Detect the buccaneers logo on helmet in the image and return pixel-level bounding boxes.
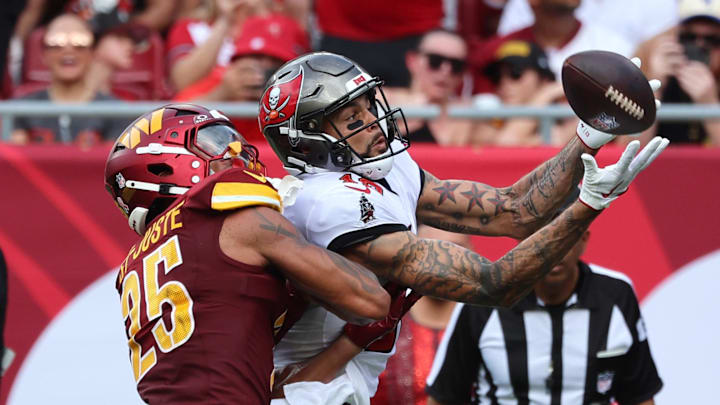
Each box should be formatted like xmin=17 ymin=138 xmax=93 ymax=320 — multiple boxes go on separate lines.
xmin=259 ymin=70 xmax=302 ymax=125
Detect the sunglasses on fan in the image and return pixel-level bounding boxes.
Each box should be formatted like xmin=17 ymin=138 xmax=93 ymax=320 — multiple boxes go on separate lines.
xmin=421 ymin=52 xmax=466 ymax=74
xmin=678 ymin=32 xmax=720 ymax=47
xmin=488 ymin=64 xmax=528 ymax=84
xmin=43 ymin=32 xmax=94 ymax=49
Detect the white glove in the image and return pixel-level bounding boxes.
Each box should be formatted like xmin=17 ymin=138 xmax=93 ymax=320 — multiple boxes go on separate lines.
xmin=579 ymin=136 xmax=669 ymax=210
xmin=575 ymin=58 xmax=663 ymax=149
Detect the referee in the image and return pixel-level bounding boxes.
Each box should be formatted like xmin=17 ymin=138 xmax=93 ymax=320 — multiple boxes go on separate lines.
xmin=425 ymin=191 xmax=662 ymax=405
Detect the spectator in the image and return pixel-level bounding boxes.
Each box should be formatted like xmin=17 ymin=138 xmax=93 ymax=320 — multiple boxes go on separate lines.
xmin=384 ymin=29 xmax=476 ymax=145
xmin=633 ymin=0 xmax=720 ymax=146
xmin=314 ymin=0 xmax=444 ymax=87
xmin=426 ymin=189 xmax=663 ymax=405
xmin=372 ymin=226 xmax=465 ymax=405
xmin=10 ymin=0 xmax=174 ymax=85
xmin=457 ymin=0 xmax=507 ymax=46
xmin=472 ymin=0 xmax=633 ymax=95
xmin=14 ymin=0 xmax=175 ymax=40
xmin=0 ymin=0 xmax=25 ymax=95
xmin=497 ymin=0 xmax=677 ymax=54
xmin=10 ymin=14 xmax=128 ymax=146
xmin=64 ymin=0 xmax=176 ymax=33
xmin=85 ymin=20 xmax=143 ymax=96
xmin=473 ymin=39 xmax=578 ymax=146
xmin=166 ymin=0 xmax=273 ymax=92
xmin=13 ymin=7 xmax=162 ymax=100
xmin=174 ymin=13 xmax=307 ymax=143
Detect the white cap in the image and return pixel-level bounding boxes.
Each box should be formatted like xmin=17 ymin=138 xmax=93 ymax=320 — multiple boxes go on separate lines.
xmin=678 ymin=0 xmax=720 ymax=23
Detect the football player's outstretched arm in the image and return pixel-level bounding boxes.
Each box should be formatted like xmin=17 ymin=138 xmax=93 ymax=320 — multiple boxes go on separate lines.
xmin=417 ymin=69 xmax=664 ymax=240
xmin=220 ymin=206 xmax=390 ymax=324
xmin=350 ymin=139 xmax=668 ymax=306
xmin=416 ymin=136 xmax=590 ymax=240
xmin=346 ymin=200 xmax=598 ymax=307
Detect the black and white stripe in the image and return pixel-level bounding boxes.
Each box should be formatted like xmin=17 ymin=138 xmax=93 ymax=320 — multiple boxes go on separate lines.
xmin=426 ymin=262 xmax=662 ymax=405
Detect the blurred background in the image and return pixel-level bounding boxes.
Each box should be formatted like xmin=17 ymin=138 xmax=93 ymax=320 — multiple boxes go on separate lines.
xmin=0 ymin=0 xmax=718 ymax=404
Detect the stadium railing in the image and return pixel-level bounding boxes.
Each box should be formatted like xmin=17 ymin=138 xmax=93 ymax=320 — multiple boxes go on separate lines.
xmin=0 ymin=101 xmax=719 ymax=143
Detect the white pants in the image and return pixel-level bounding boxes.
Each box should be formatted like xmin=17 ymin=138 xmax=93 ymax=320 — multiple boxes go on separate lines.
xmin=270 ymin=361 xmax=371 ymax=405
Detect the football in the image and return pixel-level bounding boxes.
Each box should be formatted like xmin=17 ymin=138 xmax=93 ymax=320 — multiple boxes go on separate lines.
xmin=561 ymin=50 xmax=656 ymax=135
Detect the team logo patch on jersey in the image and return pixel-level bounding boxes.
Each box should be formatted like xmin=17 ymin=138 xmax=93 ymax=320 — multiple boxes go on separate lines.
xmin=359 ymin=195 xmax=376 ymax=223
xmin=596 ymin=371 xmax=615 ymax=394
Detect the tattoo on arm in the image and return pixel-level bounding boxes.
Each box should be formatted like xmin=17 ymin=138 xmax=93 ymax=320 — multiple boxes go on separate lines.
xmin=419 ymin=171 xmax=515 ymax=235
xmin=367 ymin=204 xmax=598 ymax=307
xmin=253 ymin=210 xmax=384 ymax=296
xmin=432 ymin=182 xmax=460 ymax=205
xmin=513 ymin=138 xmax=586 ymax=229
xmin=460 ymin=184 xmax=487 ymax=212
xmin=418 ymin=138 xmax=587 ymax=238
xmin=255 ymin=211 xmax=310 ymax=245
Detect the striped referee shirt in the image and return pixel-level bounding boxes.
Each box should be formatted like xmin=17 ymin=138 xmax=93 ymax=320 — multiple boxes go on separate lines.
xmin=426 ymin=262 xmax=662 ymax=405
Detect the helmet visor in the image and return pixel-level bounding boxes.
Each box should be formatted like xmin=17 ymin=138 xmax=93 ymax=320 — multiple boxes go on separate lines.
xmin=195 ymin=124 xmax=247 ymax=157
xmin=194 ymin=124 xmax=263 ymax=172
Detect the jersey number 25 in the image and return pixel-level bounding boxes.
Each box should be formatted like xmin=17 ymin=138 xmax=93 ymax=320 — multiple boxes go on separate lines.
xmin=120 ymin=235 xmax=195 ymax=382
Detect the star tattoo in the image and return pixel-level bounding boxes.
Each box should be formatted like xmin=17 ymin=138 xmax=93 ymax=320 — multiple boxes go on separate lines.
xmin=433 ymin=182 xmax=460 ymax=205
xmin=487 ymin=191 xmax=508 ymax=216
xmin=461 ymin=184 xmax=487 ymax=212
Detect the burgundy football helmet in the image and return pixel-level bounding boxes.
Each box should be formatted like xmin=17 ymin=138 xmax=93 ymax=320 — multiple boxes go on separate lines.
xmin=105 ymin=104 xmax=264 ymax=235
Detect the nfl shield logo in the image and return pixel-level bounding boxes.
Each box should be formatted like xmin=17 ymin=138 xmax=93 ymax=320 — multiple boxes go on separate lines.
xmin=597 ymin=371 xmax=615 ymax=394
xmin=589 ymin=112 xmax=620 ymax=131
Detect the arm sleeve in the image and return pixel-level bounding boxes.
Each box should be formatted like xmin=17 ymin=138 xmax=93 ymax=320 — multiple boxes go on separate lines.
xmin=614 ymin=288 xmax=663 ymax=404
xmin=425 ymin=303 xmax=482 ymax=404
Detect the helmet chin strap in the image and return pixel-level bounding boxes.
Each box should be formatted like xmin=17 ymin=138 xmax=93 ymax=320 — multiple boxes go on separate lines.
xmin=350 ymin=151 xmax=394 ymax=180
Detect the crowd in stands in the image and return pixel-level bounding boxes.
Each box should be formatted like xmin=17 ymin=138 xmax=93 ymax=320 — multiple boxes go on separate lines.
xmin=0 ymin=0 xmax=718 ymax=147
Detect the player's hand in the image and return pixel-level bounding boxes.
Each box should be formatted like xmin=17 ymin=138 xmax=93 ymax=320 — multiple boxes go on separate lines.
xmin=575 ymin=58 xmax=662 ymax=149
xmin=343 ymin=283 xmax=421 ymax=349
xmin=579 ymin=136 xmax=669 ymax=210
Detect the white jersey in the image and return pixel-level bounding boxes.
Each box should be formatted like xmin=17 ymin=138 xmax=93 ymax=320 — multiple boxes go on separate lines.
xmin=273 ymin=142 xmax=423 ymax=402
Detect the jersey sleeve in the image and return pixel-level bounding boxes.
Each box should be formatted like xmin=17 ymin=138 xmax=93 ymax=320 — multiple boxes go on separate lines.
xmin=425 ymin=303 xmax=483 ymax=404
xmin=287 ymin=174 xmax=410 ymax=251
xmin=613 ymin=286 xmax=663 ymax=404
xmin=185 ymin=168 xmax=282 ymax=213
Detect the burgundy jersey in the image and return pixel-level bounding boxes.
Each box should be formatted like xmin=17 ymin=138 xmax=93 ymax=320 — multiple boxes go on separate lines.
xmin=115 ymin=168 xmax=288 ymax=404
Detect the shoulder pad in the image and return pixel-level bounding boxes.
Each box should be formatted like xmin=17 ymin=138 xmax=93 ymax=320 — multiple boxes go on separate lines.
xmin=186 ymin=168 xmax=282 ymax=212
